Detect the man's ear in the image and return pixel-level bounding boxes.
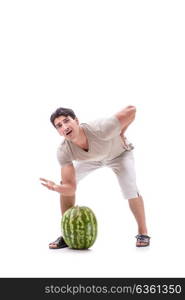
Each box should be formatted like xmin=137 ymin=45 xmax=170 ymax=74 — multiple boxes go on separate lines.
xmin=75 ymin=117 xmax=79 ymax=125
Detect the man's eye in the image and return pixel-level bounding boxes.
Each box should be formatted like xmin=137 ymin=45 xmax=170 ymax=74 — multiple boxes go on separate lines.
xmin=64 ymin=119 xmax=69 ymax=123
xmin=56 ymin=124 xmax=62 ymax=129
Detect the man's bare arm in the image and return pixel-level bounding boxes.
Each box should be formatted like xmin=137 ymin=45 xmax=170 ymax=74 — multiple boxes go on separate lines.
xmin=60 ymin=163 xmax=76 ymax=195
xmin=40 ymin=164 xmax=76 ymax=196
xmin=115 ymin=105 xmax=136 ymax=132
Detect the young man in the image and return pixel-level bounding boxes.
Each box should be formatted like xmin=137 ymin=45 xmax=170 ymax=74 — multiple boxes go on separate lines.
xmin=40 ymin=106 xmax=150 ymax=249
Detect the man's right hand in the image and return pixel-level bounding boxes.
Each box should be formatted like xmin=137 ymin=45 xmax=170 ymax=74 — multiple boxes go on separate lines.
xmin=40 ymin=178 xmax=61 ymax=193
xmin=40 ymin=163 xmax=76 ymax=196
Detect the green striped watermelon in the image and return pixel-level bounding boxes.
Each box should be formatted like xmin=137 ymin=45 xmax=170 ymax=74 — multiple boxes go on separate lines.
xmin=61 ymin=206 xmax=98 ymax=249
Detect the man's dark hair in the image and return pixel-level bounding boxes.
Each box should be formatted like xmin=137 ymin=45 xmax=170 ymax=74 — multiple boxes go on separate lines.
xmin=50 ymin=107 xmax=76 ymax=127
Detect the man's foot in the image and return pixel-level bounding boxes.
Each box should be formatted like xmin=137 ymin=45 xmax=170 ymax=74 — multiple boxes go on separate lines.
xmin=135 ymin=234 xmax=150 ymax=247
xmin=49 ymin=236 xmax=68 ymax=249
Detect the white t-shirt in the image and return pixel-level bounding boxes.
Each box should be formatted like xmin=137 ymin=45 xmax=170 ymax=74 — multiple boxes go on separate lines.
xmin=57 ymin=115 xmax=134 ymax=167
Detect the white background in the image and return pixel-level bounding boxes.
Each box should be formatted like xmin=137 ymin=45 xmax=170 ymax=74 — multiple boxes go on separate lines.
xmin=0 ymin=0 xmax=185 ymax=277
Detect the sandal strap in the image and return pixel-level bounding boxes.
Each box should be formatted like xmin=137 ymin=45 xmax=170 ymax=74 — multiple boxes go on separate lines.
xmin=53 ymin=236 xmax=65 ymax=246
xmin=135 ymin=234 xmax=151 ymax=242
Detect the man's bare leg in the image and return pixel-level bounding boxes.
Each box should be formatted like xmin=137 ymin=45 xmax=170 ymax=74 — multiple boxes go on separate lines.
xmin=60 ymin=194 xmax=75 ymax=215
xmin=128 ymin=195 xmax=150 ymax=246
xmin=49 ymin=194 xmax=75 ymax=248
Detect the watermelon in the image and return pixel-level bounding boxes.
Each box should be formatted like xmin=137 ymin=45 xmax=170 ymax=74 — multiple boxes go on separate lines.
xmin=61 ymin=206 xmax=98 ymax=249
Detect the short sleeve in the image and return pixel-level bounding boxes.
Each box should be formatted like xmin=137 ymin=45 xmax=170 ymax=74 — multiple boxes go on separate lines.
xmin=89 ymin=115 xmax=121 ymax=140
xmin=57 ymin=144 xmax=73 ymax=168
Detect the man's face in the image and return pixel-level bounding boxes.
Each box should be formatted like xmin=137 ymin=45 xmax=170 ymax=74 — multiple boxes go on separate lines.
xmin=54 ymin=115 xmax=80 ymax=141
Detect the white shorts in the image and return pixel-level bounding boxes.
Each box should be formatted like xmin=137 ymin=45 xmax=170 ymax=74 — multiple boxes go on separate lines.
xmin=74 ymin=150 xmax=140 ymax=200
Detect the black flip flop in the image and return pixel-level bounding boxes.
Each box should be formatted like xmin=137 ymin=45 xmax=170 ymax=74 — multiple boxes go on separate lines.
xmin=135 ymin=234 xmax=151 ymax=247
xmin=49 ymin=236 xmax=68 ymax=249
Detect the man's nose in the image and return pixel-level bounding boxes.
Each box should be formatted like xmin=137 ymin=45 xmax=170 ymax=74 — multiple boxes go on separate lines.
xmin=63 ymin=123 xmax=69 ymax=130
xmin=63 ymin=125 xmax=70 ymax=133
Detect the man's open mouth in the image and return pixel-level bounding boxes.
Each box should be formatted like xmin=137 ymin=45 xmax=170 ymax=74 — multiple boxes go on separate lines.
xmin=66 ymin=130 xmax=72 ymax=136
